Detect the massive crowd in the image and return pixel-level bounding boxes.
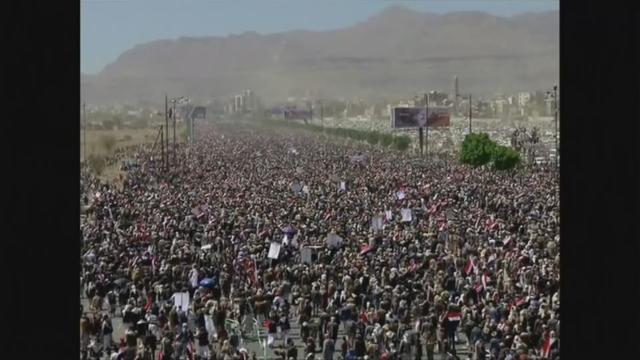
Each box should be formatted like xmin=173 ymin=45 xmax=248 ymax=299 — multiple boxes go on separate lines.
xmin=80 ymin=123 xmax=559 ymax=360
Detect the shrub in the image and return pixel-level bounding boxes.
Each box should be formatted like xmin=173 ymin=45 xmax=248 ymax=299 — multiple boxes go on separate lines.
xmin=492 ymin=145 xmax=521 ymax=170
xmin=87 ymin=154 xmax=106 ymax=175
xmin=380 ymin=133 xmax=394 ymax=147
xmin=393 ymin=135 xmax=411 ymax=151
xmin=460 ymin=133 xmax=496 ymax=167
xmin=100 ymin=134 xmax=117 ymax=153
xmin=366 ymin=131 xmax=380 ymax=145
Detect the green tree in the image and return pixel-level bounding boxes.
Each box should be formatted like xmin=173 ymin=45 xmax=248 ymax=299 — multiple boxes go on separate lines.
xmin=492 ymin=145 xmax=521 ymax=170
xmin=393 ymin=135 xmax=411 ymax=151
xmin=460 ymin=133 xmax=496 ymax=167
xmin=366 ymin=131 xmax=380 ymax=145
xmin=380 ymin=133 xmax=394 ymax=147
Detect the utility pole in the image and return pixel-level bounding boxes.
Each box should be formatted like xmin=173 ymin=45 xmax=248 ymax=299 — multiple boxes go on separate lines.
xmin=468 ymin=94 xmax=473 ymax=134
xmin=82 ymin=102 xmax=86 ymax=164
xmin=553 ymin=84 xmax=559 ymax=168
xmin=160 ymin=125 xmax=165 ymax=172
xmin=164 ymin=93 xmax=169 ymax=171
xmin=172 ymin=99 xmax=177 ymax=164
xmin=424 ymin=92 xmax=430 ymax=160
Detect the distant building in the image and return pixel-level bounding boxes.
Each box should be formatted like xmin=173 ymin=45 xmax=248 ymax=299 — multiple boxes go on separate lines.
xmin=493 ymin=99 xmax=508 ymax=116
xmin=453 ymin=76 xmax=459 ymax=112
xmin=518 ymin=92 xmax=531 ymax=107
xmin=545 ymin=97 xmax=555 ymax=116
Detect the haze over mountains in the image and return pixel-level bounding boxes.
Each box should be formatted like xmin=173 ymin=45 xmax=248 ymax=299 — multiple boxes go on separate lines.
xmin=81 ymin=6 xmax=558 ymax=105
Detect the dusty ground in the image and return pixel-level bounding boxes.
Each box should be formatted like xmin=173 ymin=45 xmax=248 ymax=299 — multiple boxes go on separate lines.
xmin=80 ymin=128 xmax=160 ymax=184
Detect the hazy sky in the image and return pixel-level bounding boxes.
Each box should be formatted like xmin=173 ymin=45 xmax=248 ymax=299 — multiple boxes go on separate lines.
xmin=81 ymin=0 xmax=559 ymax=74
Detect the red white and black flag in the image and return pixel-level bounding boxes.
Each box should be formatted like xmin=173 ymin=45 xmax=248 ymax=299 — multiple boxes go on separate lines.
xmin=464 ymin=257 xmax=477 ymax=275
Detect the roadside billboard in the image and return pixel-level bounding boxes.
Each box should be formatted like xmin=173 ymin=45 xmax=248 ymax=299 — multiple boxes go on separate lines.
xmin=391 ymin=107 xmax=450 ymax=129
xmin=284 ymin=109 xmax=312 ymax=120
xmin=191 ymin=106 xmax=207 ymax=119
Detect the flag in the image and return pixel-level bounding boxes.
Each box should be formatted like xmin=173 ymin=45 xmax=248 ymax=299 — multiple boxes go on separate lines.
xmin=503 ymin=236 xmax=512 ymax=247
xmin=464 ymin=257 xmax=476 ymax=275
xmin=446 ymin=310 xmax=461 ymax=322
xmin=359 ymin=311 xmax=369 ymax=324
xmin=541 ymin=334 xmax=556 ymax=358
xmin=186 ymin=341 xmax=195 ymax=359
xmin=359 ymin=244 xmax=372 ymax=256
xmin=145 ymin=294 xmax=153 ymax=312
xmin=409 ymin=259 xmax=418 ymax=272
xmin=482 ymin=273 xmax=490 ymax=289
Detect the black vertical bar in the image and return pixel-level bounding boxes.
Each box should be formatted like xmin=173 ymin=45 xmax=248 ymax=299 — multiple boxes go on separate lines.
xmin=160 ymin=125 xmax=164 ymax=171
xmin=173 ymin=100 xmax=176 ymax=164
xmin=418 ymin=127 xmax=424 ymax=156
xmin=425 ymin=93 xmax=429 ymax=159
xmin=469 ymin=94 xmax=473 ymax=134
xmin=164 ymin=94 xmax=169 ymax=171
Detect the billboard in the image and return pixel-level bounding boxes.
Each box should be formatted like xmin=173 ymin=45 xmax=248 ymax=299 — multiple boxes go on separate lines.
xmin=191 ymin=106 xmax=207 ymax=119
xmin=391 ymin=107 xmax=450 ymax=129
xmin=284 ymin=109 xmax=312 ymax=120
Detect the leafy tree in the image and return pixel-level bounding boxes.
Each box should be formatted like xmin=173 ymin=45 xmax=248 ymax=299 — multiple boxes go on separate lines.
xmin=460 ymin=133 xmax=496 ymax=167
xmin=492 ymin=145 xmax=521 ymax=170
xmin=393 ymin=135 xmax=411 ymax=151
xmin=380 ymin=133 xmax=394 ymax=147
xmin=366 ymin=131 xmax=380 ymax=145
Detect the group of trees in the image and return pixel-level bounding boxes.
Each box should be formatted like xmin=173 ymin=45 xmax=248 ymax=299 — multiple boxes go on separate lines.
xmin=86 ymin=112 xmax=160 ymax=130
xmin=262 ymin=119 xmax=412 ymax=151
xmin=460 ymin=133 xmax=521 ymax=170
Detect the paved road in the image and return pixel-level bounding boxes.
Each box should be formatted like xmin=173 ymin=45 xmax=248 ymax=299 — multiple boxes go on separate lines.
xmin=81 ymin=296 xmax=471 ymax=360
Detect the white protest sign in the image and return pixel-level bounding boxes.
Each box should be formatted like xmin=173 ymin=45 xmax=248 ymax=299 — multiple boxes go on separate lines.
xmin=172 ymin=292 xmax=189 ymax=311
xmin=371 ymin=216 xmax=384 ymax=231
xmin=340 ymin=182 xmax=347 ymax=191
xmin=300 ymin=247 xmax=313 ymax=264
xmin=396 ymin=191 xmax=406 ymax=200
xmin=401 ymin=208 xmax=413 ymax=222
xmin=326 ymin=233 xmax=343 ymax=248
xmin=181 ymin=292 xmax=190 ymax=312
xmin=268 ymin=242 xmax=281 ymax=259
xmin=205 ymin=314 xmax=217 ymax=337
xmin=302 ymin=185 xmax=310 ymax=194
xmin=385 ymin=210 xmax=393 ymax=221
xmin=173 ymin=292 xmax=182 ymax=309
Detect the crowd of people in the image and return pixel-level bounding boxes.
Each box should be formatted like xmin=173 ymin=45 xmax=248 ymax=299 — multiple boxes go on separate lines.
xmin=80 ymin=123 xmax=559 ymax=360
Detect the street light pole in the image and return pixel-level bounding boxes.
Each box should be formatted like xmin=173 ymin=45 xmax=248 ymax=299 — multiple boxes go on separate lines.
xmin=82 ymin=102 xmax=86 ymax=164
xmin=553 ymin=85 xmax=558 ymax=168
xmin=172 ymin=99 xmax=177 ymax=164
xmin=164 ymin=93 xmax=169 ymax=172
xmin=468 ymin=94 xmax=473 ymax=134
xmin=425 ymin=92 xmax=430 ymax=159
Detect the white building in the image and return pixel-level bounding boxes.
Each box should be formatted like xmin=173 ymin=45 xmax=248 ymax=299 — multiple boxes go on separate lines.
xmin=518 ymin=92 xmax=531 ymax=107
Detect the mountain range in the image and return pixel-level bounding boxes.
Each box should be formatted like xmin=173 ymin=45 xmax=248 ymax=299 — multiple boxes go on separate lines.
xmin=81 ymin=6 xmax=558 ymax=105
